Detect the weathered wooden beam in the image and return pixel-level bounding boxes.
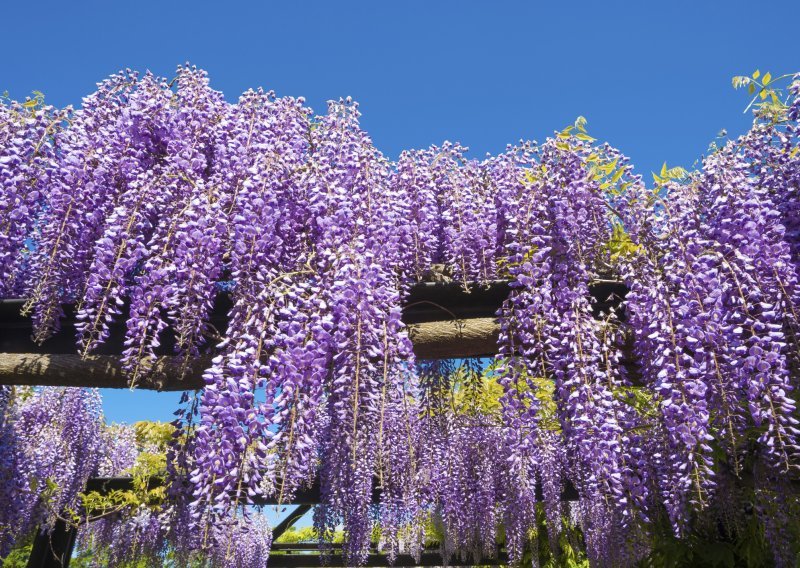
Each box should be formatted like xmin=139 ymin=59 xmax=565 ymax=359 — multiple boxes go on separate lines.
xmin=0 ymin=318 xmax=501 ymax=390
xmin=84 ymin=476 xmax=578 ymax=507
xmin=0 ymin=280 xmax=628 ymax=390
xmin=408 ymin=316 xmax=499 ymax=359
xmin=0 ymin=353 xmax=211 ymax=391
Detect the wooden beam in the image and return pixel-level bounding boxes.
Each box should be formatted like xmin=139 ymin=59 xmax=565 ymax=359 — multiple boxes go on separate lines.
xmin=0 ymin=353 xmax=210 ymax=391
xmin=84 ymin=476 xmax=578 ymax=507
xmin=0 ymin=280 xmax=628 ymax=390
xmin=0 ymin=318 xmax=500 ymax=390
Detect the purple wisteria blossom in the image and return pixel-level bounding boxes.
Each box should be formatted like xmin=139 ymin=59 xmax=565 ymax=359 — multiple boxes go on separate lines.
xmin=2 ymin=66 xmax=800 ymax=566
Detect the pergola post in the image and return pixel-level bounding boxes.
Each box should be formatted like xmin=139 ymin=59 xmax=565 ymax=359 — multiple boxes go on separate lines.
xmin=26 ymin=519 xmax=77 ymax=568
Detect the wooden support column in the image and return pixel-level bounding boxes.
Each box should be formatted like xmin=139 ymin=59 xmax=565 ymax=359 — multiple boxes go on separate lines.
xmin=26 ymin=519 xmax=77 ymax=568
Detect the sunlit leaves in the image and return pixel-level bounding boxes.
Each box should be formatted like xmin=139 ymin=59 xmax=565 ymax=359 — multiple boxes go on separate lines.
xmin=733 ymin=68 xmax=793 ymax=120
xmin=652 ymin=161 xmax=688 ymax=185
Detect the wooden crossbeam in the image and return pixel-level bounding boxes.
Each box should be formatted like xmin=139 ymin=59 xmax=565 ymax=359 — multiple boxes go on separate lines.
xmin=0 ymin=318 xmax=501 ymax=390
xmin=81 ymin=476 xmax=580 ymax=506
xmin=0 ymin=280 xmax=628 ymax=390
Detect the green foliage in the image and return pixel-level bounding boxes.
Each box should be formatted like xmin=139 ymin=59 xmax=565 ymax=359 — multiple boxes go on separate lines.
xmin=453 ymin=361 xmax=504 ymax=419
xmin=129 ymin=420 xmax=174 ymax=478
xmin=1 ymin=536 xmax=111 ymax=568
xmin=0 ymin=89 xmax=45 ymax=110
xmin=554 ymin=116 xmax=637 ymax=197
xmin=651 ymin=161 xmax=688 ymax=186
xmin=73 ymin=421 xmax=174 ymax=524
xmin=486 ymin=359 xmax=561 ymax=431
xmin=606 ymin=223 xmax=643 ymax=262
xmin=275 ymin=526 xmax=344 ymax=544
xmin=519 ymin=506 xmax=590 ymax=568
xmin=556 ymin=116 xmax=595 ymax=147
xmin=496 ymin=244 xmax=540 ymax=280
xmin=586 ymin=153 xmax=631 ymax=196
xmin=20 ymin=91 xmax=45 ymax=109
xmin=0 ymin=538 xmax=32 ymax=568
xmin=732 ymin=68 xmax=794 ymax=121
xmin=133 ymin=420 xmax=175 ymax=450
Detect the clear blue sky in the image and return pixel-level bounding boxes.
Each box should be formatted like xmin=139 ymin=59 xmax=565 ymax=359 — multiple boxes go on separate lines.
xmin=2 ymin=0 xmax=798 ymax=424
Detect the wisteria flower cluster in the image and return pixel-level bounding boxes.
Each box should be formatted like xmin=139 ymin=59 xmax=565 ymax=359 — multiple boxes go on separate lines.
xmin=1 ymin=68 xmax=800 ymax=566
xmin=0 ymin=386 xmax=104 ymax=556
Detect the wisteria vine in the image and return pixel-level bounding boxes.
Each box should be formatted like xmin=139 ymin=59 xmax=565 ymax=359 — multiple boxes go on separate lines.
xmin=1 ymin=67 xmax=800 ymax=566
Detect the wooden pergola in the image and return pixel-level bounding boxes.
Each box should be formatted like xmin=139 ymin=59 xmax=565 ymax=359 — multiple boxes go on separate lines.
xmin=1 ymin=280 xmax=627 ymax=567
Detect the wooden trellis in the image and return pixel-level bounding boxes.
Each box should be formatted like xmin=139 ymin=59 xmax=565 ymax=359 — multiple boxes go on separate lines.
xmin=3 ymin=281 xmax=627 ymax=567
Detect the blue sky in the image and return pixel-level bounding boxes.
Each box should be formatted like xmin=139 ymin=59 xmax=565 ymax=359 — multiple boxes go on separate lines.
xmin=2 ymin=0 xmax=799 ymax=424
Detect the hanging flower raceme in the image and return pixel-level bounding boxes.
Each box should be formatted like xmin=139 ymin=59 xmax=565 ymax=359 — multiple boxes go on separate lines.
xmin=189 ymin=89 xmax=314 ymax=530
xmin=411 ymin=361 xmax=504 ymax=565
xmin=208 ymin=512 xmax=273 ymax=568
xmin=0 ymin=98 xmax=67 ymax=298
xmin=0 ymin=386 xmax=16 ymax=556
xmin=494 ymin=138 xmax=636 ymax=555
xmin=491 ymin=143 xmax=562 ymax=562
xmin=699 ymin=147 xmax=799 ymax=471
xmin=118 ymin=66 xmax=231 ymax=384
xmin=305 ymin=99 xmax=421 ymax=565
xmin=375 ymin=360 xmax=424 ymax=564
xmin=0 ymin=387 xmax=104 ymax=556
xmin=616 ymin=179 xmax=719 ymax=532
xmin=22 ymin=70 xmax=144 ymax=342
xmin=391 ymin=148 xmax=442 ymax=280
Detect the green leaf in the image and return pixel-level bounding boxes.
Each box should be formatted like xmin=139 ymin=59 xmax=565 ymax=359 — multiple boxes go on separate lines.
xmin=748 ymin=82 xmax=756 ymax=95
xmin=574 ymin=132 xmax=595 ymax=142
xmin=524 ymin=170 xmax=539 ymax=184
xmin=665 ymin=165 xmax=688 ymax=179
xmin=603 ymin=158 xmax=619 ymax=173
xmin=752 ymin=69 xmax=760 ymax=79
xmin=762 ymin=71 xmax=771 ymax=85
